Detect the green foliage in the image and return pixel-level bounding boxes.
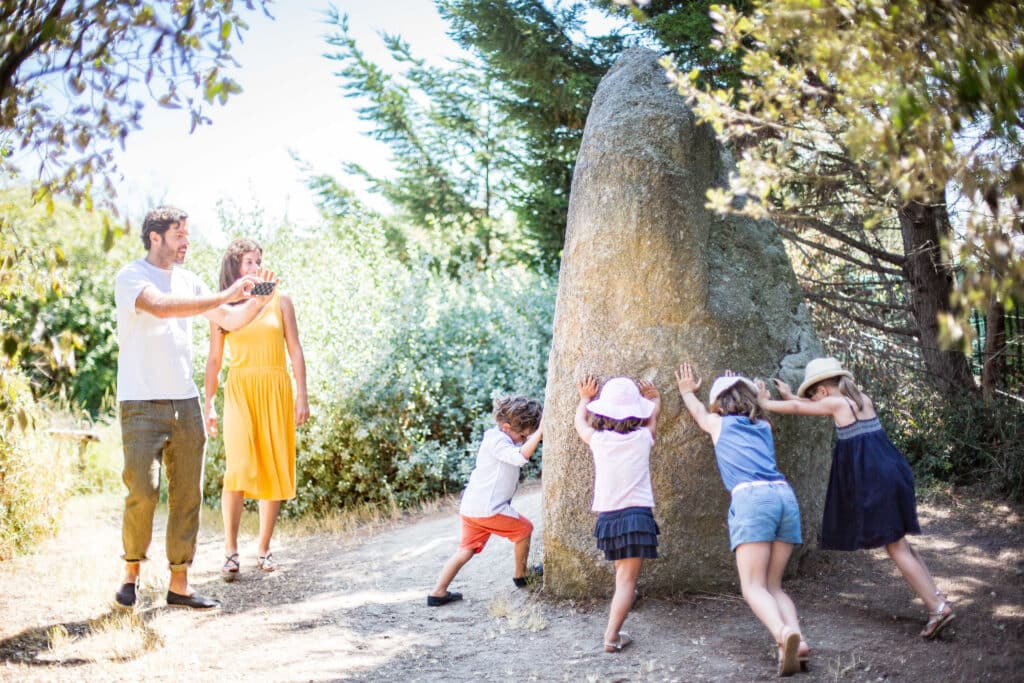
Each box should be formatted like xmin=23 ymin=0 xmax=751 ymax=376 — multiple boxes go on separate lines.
xmin=439 ymin=0 xmax=627 ymax=262
xmin=886 ymin=390 xmax=1024 ymax=503
xmin=323 ymin=9 xmax=533 ymax=267
xmin=196 ymin=208 xmax=555 ymax=514
xmin=0 ymin=190 xmax=133 ymax=415
xmin=0 ymin=371 xmax=76 ymax=559
xmin=0 ymin=0 xmax=270 ymax=210
xmin=666 ymin=0 xmax=1024 ymax=355
xmin=598 ymin=0 xmax=750 ymax=87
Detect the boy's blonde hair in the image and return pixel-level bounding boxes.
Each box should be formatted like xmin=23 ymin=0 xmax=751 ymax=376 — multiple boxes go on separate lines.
xmin=711 ymin=383 xmax=766 ymax=422
xmin=493 ymin=396 xmax=542 ymax=433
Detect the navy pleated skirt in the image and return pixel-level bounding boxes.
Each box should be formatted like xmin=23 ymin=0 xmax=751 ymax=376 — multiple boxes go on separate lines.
xmin=594 ymin=506 xmax=659 ymax=561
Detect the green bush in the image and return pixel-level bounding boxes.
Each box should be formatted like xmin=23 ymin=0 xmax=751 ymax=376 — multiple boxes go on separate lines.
xmin=194 ymin=218 xmax=555 ymax=515
xmin=885 ymin=389 xmax=1024 ymax=501
xmin=0 ymin=191 xmax=131 ymax=416
xmin=0 ymin=371 xmax=76 ymax=559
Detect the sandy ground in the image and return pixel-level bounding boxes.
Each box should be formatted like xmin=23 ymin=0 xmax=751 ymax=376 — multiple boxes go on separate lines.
xmin=1 ymin=482 xmax=1022 ymax=682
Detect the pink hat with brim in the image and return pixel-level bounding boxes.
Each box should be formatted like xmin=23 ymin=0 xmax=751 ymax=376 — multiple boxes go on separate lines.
xmin=586 ymin=377 xmax=655 ymax=420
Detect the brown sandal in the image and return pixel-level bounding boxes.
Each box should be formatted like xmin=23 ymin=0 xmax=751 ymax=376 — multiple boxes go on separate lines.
xmin=798 ymin=641 xmax=810 ymax=672
xmin=221 ymin=553 xmax=240 ymax=582
xmin=777 ymin=626 xmax=801 ymax=676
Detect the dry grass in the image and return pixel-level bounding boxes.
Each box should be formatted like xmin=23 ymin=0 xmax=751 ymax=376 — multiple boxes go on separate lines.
xmin=487 ymin=595 xmax=548 ymax=632
xmin=38 ymin=610 xmax=164 ymax=665
xmin=215 ymin=490 xmax=458 ymax=549
xmin=826 ymin=652 xmax=862 ymax=680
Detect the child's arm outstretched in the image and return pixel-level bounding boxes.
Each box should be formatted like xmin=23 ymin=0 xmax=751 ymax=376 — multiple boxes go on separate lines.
xmin=520 ymin=419 xmax=544 ymax=460
xmin=573 ymin=376 xmax=599 ymax=445
xmin=638 ymin=379 xmax=662 ymax=438
xmin=675 ymin=363 xmax=722 ymax=441
xmin=758 ymin=378 xmax=844 ymax=419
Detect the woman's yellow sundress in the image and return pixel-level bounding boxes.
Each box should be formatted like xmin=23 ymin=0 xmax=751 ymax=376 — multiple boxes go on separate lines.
xmin=222 ymin=291 xmax=295 ymax=500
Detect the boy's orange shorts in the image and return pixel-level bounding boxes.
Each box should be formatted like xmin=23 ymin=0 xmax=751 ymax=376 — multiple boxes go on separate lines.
xmin=460 ymin=513 xmax=534 ymax=554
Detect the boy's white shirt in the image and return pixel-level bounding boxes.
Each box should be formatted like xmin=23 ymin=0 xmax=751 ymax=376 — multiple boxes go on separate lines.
xmin=459 ymin=427 xmax=528 ymax=518
xmin=114 ymin=258 xmax=210 ymax=401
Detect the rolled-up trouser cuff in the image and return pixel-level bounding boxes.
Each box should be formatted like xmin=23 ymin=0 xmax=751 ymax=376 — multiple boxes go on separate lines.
xmin=121 ymin=554 xmax=149 ymax=563
xmin=168 ymin=560 xmax=193 ymax=572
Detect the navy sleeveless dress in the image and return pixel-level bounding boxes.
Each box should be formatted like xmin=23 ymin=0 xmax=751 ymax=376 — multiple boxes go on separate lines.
xmin=821 ymin=411 xmax=921 ymax=551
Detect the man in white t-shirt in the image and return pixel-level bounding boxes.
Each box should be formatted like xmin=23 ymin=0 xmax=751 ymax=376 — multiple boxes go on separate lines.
xmin=113 ymin=206 xmax=272 ymax=610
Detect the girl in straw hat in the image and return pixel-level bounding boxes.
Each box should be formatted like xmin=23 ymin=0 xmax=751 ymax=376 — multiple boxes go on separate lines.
xmin=574 ymin=375 xmax=662 ymax=654
xmin=760 ymin=357 xmax=955 ymax=640
xmin=676 ymin=364 xmax=808 ymax=676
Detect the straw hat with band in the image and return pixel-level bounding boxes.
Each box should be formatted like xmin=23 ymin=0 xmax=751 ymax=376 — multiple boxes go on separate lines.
xmin=586 ymin=377 xmax=655 ymax=420
xmin=708 ymin=375 xmax=759 ymax=412
xmin=796 ymin=357 xmax=854 ymax=398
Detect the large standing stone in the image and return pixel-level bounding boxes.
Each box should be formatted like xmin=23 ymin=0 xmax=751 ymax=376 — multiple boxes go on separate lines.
xmin=542 ymin=48 xmax=832 ymax=597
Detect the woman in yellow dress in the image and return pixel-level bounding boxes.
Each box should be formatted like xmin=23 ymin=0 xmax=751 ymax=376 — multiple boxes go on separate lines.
xmin=204 ymin=238 xmax=308 ymax=578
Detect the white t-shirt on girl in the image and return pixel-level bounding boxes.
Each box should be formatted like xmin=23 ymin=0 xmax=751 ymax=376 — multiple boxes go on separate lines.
xmin=590 ymin=428 xmax=655 ymax=512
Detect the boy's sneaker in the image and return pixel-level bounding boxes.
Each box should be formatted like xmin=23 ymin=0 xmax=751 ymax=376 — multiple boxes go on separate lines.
xmin=426 ymin=591 xmax=463 ymax=607
xmin=513 ymin=563 xmax=543 ymax=588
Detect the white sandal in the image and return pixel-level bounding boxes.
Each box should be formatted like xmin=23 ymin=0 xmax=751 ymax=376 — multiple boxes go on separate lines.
xmin=256 ymin=553 xmax=276 ymax=573
xmin=920 ymin=596 xmax=955 ymax=639
xmin=604 ymin=632 xmax=633 ymax=653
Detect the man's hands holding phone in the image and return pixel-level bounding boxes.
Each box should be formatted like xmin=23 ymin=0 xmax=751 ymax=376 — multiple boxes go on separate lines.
xmin=225 ymin=268 xmax=278 ymax=302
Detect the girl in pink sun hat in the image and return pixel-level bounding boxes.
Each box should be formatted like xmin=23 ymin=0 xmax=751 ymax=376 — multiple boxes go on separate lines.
xmin=574 ymin=375 xmax=662 ymax=654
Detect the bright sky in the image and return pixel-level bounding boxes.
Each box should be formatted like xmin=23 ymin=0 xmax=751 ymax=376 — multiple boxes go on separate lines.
xmin=110 ymin=0 xmax=466 ymax=244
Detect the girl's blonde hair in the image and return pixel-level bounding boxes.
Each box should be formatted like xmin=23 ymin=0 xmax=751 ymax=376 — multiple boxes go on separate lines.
xmin=712 ymin=383 xmax=766 ymax=422
xmin=808 ymin=376 xmax=865 ymax=411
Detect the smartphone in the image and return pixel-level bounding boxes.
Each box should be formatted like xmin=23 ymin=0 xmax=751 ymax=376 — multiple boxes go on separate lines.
xmin=251 ymin=281 xmax=276 ymax=296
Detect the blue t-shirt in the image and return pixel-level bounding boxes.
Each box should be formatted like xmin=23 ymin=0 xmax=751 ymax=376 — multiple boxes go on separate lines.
xmin=713 ymin=415 xmax=785 ymax=492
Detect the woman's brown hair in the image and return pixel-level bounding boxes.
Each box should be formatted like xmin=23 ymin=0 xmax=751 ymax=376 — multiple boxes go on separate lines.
xmin=218 ymin=238 xmax=263 ymax=292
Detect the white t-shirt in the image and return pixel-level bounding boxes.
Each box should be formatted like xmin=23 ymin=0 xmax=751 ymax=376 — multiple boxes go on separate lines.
xmin=459 ymin=427 xmax=529 ymax=518
xmin=590 ymin=428 xmax=655 ymax=512
xmin=114 ymin=258 xmax=210 ymax=401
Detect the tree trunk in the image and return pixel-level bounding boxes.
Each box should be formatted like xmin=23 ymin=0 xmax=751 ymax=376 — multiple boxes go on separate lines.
xmin=898 ymin=197 xmax=977 ymax=394
xmin=981 ymin=298 xmax=1006 ymax=400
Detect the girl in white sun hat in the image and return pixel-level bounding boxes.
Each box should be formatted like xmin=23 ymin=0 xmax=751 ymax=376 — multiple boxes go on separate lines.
xmin=574 ymin=375 xmax=662 ymax=654
xmin=676 ymin=363 xmax=808 ymax=676
xmin=760 ymin=357 xmax=955 ymax=640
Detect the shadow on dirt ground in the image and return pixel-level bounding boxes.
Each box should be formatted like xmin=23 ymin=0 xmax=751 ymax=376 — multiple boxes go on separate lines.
xmin=1 ymin=483 xmax=1021 ymax=682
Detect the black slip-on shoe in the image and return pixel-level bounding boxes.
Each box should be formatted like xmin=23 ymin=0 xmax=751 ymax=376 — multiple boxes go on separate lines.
xmin=513 ymin=563 xmax=544 ymax=588
xmin=426 ymin=591 xmax=463 ymax=607
xmin=114 ymin=582 xmax=137 ymax=608
xmin=166 ymin=591 xmax=220 ymax=610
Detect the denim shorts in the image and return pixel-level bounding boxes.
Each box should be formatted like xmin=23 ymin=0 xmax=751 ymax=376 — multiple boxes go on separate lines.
xmin=727 ymin=481 xmax=802 ymax=551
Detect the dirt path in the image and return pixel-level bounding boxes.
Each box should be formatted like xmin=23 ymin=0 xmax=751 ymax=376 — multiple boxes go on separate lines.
xmin=1 ymin=483 xmax=1022 ymax=682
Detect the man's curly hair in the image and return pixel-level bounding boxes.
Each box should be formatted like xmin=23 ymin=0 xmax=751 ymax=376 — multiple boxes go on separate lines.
xmin=141 ymin=206 xmax=188 ymax=249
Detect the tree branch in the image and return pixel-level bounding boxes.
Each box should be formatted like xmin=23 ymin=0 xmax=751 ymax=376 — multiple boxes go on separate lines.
xmin=773 ymin=223 xmax=905 ymax=276
xmin=808 ymin=294 xmax=919 ymax=338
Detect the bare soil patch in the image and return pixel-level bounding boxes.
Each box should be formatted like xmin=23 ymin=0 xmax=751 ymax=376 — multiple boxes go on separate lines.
xmin=1 ymin=483 xmax=1021 ymax=682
